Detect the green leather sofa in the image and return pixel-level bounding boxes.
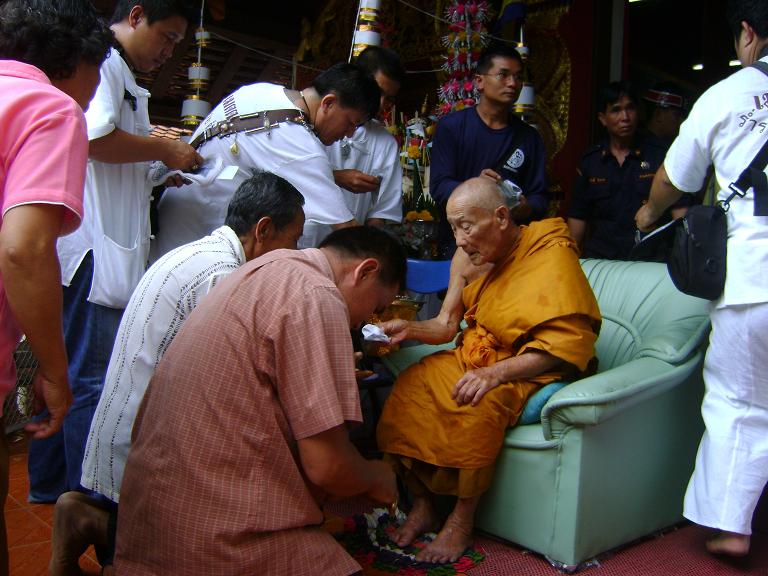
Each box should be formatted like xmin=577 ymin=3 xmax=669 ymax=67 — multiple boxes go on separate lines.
xmin=381 ymin=259 xmax=712 ymax=568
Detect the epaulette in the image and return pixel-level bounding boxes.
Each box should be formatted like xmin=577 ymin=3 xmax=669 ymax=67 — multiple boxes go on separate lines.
xmin=581 ymin=143 xmax=603 ymax=159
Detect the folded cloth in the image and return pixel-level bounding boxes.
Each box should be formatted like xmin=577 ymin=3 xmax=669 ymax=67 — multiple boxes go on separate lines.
xmin=147 ymin=156 xmax=224 ymax=187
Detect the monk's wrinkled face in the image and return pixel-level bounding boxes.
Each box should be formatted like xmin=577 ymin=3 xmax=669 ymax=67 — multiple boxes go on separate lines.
xmin=447 ymin=200 xmax=506 ymax=265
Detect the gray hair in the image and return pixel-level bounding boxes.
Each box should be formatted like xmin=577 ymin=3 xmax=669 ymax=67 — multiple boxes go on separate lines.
xmin=224 ymin=171 xmax=304 ymax=235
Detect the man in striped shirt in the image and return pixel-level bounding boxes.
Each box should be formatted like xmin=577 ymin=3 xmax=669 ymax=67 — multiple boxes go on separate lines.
xmin=50 ymin=171 xmax=305 ymax=576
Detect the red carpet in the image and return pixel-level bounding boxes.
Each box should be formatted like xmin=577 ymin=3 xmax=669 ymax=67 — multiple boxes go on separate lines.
xmin=326 ymin=499 xmax=768 ymax=575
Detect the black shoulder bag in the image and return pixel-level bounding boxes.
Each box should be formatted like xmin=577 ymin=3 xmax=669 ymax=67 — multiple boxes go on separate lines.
xmin=667 ymin=61 xmax=768 ymax=300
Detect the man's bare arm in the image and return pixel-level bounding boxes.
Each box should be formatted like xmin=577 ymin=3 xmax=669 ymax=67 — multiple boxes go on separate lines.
xmin=89 ymin=128 xmax=202 ymax=171
xmin=330 ymin=219 xmax=360 ymax=231
xmin=0 ymin=204 xmax=73 ymax=437
xmin=567 ymin=217 xmax=587 ymax=245
xmin=379 ymin=249 xmax=479 ymax=345
xmin=298 ymin=424 xmax=397 ymax=504
xmin=635 ymin=163 xmax=685 ymax=232
xmin=333 ymin=169 xmax=381 ymax=193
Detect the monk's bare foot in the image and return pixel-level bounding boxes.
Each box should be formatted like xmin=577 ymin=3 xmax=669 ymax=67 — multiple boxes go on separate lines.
xmin=391 ymin=497 xmax=440 ymax=548
xmin=706 ymin=530 xmax=750 ymax=557
xmin=416 ymin=513 xmax=473 ymax=564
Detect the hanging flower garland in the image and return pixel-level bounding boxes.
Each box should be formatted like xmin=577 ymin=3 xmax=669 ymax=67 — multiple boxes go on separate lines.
xmin=437 ymin=0 xmax=490 ymax=117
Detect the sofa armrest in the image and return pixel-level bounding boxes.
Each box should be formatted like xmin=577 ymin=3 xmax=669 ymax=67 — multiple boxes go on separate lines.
xmin=540 ymin=352 xmax=703 ymax=440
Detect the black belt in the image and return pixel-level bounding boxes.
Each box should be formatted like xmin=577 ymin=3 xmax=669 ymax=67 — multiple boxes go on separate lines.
xmin=189 ymin=108 xmax=307 ymax=150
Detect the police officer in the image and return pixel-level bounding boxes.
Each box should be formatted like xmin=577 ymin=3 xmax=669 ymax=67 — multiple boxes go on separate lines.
xmin=567 ymin=81 xmax=686 ymax=260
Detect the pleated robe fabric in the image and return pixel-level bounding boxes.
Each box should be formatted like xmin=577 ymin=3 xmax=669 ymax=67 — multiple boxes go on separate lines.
xmin=377 ymin=219 xmax=601 ymax=497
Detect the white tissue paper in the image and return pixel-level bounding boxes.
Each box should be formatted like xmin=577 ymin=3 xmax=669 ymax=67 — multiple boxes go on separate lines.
xmin=362 ymin=324 xmax=390 ymax=343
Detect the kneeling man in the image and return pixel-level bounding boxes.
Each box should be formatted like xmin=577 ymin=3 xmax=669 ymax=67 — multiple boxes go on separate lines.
xmin=115 ymin=226 xmax=406 ymax=575
xmin=377 ymin=177 xmax=601 ymax=563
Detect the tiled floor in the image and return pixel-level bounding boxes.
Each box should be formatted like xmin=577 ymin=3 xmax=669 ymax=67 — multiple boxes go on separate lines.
xmin=6 ymin=434 xmax=101 ymax=576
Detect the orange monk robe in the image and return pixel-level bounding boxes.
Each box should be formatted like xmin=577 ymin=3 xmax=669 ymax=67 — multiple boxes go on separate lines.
xmin=377 ymin=219 xmax=601 ymax=497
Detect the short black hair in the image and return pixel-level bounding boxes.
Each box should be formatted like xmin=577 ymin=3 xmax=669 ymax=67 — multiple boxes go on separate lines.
xmin=355 ymin=46 xmax=405 ymax=84
xmin=727 ymin=0 xmax=768 ymax=41
xmin=0 ymin=0 xmax=112 ymax=80
xmin=225 ymin=171 xmax=304 ymax=236
xmin=312 ymin=62 xmax=381 ymax=121
xmin=110 ymin=0 xmax=197 ymax=25
xmin=476 ymin=43 xmax=523 ymax=75
xmin=319 ymin=226 xmax=407 ymax=290
xmin=598 ymin=81 xmax=638 ymax=113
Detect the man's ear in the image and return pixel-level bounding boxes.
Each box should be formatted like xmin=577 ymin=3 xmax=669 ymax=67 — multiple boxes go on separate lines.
xmin=597 ymin=111 xmax=607 ymax=128
xmin=742 ymin=20 xmax=755 ymax=47
xmin=494 ymin=205 xmax=510 ymax=228
xmin=320 ymin=92 xmax=337 ymax=112
xmin=475 ymin=73 xmax=485 ymax=93
xmin=253 ymin=216 xmax=272 ymax=244
xmin=353 ymin=257 xmax=381 ymax=285
xmin=128 ymin=5 xmax=144 ymax=28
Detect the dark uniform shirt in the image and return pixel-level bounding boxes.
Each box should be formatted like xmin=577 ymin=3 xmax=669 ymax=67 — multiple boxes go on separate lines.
xmin=568 ymin=137 xmax=669 ymax=259
xmin=430 ymin=107 xmax=549 ymax=257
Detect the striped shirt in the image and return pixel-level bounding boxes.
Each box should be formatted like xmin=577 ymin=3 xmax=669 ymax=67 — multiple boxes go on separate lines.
xmin=81 ymin=226 xmax=245 ymax=501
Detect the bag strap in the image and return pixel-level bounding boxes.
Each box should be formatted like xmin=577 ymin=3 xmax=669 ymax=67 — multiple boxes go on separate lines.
xmin=725 ymin=61 xmax=768 ymax=215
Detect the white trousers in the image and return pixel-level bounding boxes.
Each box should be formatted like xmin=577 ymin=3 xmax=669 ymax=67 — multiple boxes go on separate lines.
xmin=684 ymin=302 xmax=768 ymax=534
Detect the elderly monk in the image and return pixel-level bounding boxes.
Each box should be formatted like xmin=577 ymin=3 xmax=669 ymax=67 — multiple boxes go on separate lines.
xmin=376 ymin=177 xmax=601 ymax=563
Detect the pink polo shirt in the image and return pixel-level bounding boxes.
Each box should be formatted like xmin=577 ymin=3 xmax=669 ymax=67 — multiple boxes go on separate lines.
xmin=0 ymin=61 xmax=86 ymax=403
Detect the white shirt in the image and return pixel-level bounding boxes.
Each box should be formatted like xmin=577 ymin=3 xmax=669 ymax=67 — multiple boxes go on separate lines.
xmin=57 ymin=48 xmax=153 ymax=308
xmin=315 ymin=120 xmax=402 ymax=244
xmin=664 ymin=56 xmax=768 ymax=308
xmin=81 ymin=225 xmax=245 ymax=502
xmin=153 ymin=83 xmax=354 ymax=257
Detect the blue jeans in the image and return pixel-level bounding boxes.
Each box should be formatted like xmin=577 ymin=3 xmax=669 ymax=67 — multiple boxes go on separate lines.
xmin=27 ymin=252 xmax=123 ymax=502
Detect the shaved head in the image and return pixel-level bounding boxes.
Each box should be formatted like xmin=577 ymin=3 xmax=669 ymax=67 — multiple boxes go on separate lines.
xmin=448 ymin=177 xmax=505 ymax=213
xmin=446 ymin=177 xmax=521 ymax=265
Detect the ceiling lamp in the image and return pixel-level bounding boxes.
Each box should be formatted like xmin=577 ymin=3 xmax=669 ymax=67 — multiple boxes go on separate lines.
xmin=513 ymin=26 xmax=535 ymax=120
xmin=181 ymin=1 xmax=211 ymax=127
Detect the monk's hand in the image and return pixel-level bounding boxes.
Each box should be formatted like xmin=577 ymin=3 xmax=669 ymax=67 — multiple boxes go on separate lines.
xmin=452 ymin=367 xmax=501 ymax=406
xmin=378 ymin=319 xmax=410 ymax=345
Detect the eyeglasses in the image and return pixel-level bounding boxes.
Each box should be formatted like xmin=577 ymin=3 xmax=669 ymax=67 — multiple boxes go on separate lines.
xmin=480 ymin=70 xmax=522 ymax=83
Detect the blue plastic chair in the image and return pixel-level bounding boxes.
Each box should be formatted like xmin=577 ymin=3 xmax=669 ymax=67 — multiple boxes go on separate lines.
xmin=405 ymin=258 xmax=451 ymax=294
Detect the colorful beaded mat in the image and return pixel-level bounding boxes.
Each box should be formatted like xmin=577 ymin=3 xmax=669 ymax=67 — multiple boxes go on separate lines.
xmin=332 ymin=508 xmax=485 ymax=575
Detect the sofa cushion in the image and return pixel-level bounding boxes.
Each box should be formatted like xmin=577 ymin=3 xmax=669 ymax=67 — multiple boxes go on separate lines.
xmin=519 ymin=381 xmax=567 ymax=425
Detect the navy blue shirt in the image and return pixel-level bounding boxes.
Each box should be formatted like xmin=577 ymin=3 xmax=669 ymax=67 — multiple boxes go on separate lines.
xmin=430 ymin=107 xmax=549 ymax=253
xmin=568 ymin=137 xmax=669 ymax=260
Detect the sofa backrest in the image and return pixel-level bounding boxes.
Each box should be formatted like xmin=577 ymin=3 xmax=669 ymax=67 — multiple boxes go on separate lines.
xmin=581 ymin=259 xmax=711 ymax=371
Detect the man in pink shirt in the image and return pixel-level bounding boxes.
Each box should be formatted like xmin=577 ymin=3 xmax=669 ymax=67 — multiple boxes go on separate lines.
xmin=0 ymin=1 xmax=112 ymax=573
